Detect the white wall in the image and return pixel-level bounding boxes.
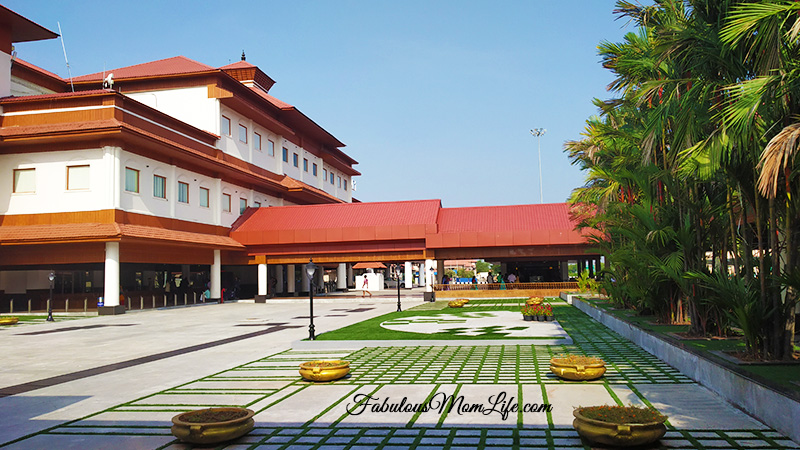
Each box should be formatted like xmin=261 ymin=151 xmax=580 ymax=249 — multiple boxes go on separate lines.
xmin=127 ymin=87 xmax=218 ymax=138
xmin=11 ymin=75 xmax=57 ymax=97
xmin=0 ymin=50 xmax=10 ymax=97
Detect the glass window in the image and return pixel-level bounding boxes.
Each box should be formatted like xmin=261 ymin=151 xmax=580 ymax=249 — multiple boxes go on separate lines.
xmin=282 ymin=147 xmax=288 ymax=162
xmin=293 ymin=153 xmax=299 ymax=167
xmin=13 ymin=168 xmax=35 ymax=193
xmin=66 ymin=165 xmax=90 ymax=190
xmin=222 ymin=193 xmax=231 ymax=212
xmin=344 ymin=179 xmax=348 ymax=191
xmin=239 ymin=198 xmax=247 ymax=214
xmin=125 ymin=167 xmax=139 ymax=193
xmin=338 ymin=176 xmax=341 ymax=188
xmin=254 ymin=132 xmax=261 ymax=151
xmin=238 ymin=124 xmax=247 ymax=143
xmin=312 ymin=163 xmax=318 ymax=176
xmin=153 ymin=175 xmax=166 ymax=199
xmin=268 ymin=140 xmax=275 ymax=156
xmin=178 ymin=181 xmax=189 ymax=203
xmin=323 ymin=168 xmax=327 ymax=180
xmin=330 ymin=172 xmax=334 ymax=184
xmin=221 ymin=116 xmax=231 ymax=136
xmin=199 ymin=187 xmax=210 ymax=208
xmin=254 ymin=201 xmax=261 ymax=208
xmin=303 ymin=158 xmax=308 ymax=172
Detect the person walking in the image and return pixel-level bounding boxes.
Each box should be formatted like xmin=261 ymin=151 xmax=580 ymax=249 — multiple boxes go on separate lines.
xmin=361 ymin=274 xmax=372 ymax=298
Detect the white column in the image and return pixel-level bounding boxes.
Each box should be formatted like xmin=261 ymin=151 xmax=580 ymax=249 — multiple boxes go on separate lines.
xmin=211 ymin=250 xmax=221 ymax=299
xmin=424 ymin=259 xmax=435 ymax=292
xmin=337 ymin=263 xmax=347 ymax=290
xmin=405 ymin=261 xmax=413 ymax=288
xmin=103 ymin=241 xmax=120 ymax=306
xmin=287 ymin=264 xmax=295 ymax=294
xmin=301 ymin=263 xmax=310 ymax=292
xmin=347 ymin=263 xmax=354 ymax=288
xmin=276 ymin=265 xmax=284 ymax=294
xmin=257 ymin=263 xmax=268 ymax=296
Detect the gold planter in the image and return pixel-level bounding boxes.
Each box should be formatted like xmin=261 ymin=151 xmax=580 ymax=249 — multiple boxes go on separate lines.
xmin=0 ymin=317 xmax=19 ymax=326
xmin=549 ymin=356 xmax=606 ymax=381
xmin=573 ymin=408 xmax=667 ymax=447
xmin=526 ymin=297 xmax=543 ymax=306
xmin=299 ymin=360 xmax=350 ymax=382
xmin=171 ymin=407 xmax=254 ymax=445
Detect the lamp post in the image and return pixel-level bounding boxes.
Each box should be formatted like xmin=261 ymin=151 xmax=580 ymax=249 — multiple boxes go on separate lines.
xmin=47 ymin=271 xmax=55 ymax=322
xmin=396 ymin=264 xmax=402 ymax=312
xmin=305 ymin=258 xmax=318 ymax=340
xmin=530 ymin=128 xmax=546 ymax=204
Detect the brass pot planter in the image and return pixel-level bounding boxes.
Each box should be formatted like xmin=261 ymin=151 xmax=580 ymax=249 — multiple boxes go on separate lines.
xmin=573 ymin=406 xmax=667 ymax=447
xmin=526 ymin=296 xmax=544 ymax=306
xmin=0 ymin=317 xmax=19 ymax=326
xmin=550 ymin=355 xmax=606 ymax=381
xmin=299 ymin=360 xmax=350 ymax=382
xmin=171 ymin=407 xmax=254 ymax=445
xmin=448 ymin=300 xmax=466 ymax=308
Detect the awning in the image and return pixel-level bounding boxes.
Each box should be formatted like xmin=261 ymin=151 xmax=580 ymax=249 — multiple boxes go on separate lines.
xmin=352 ymin=262 xmax=387 ymax=269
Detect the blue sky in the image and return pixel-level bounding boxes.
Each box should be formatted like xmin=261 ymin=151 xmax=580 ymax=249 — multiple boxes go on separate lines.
xmin=8 ymin=1 xmax=633 ymax=207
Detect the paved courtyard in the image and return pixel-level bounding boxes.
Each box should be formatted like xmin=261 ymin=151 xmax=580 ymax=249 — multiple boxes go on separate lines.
xmin=0 ymin=297 xmax=798 ymax=449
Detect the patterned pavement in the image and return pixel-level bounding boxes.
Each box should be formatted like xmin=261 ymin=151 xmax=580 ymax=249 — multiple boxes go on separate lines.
xmin=4 ymin=299 xmax=799 ymax=449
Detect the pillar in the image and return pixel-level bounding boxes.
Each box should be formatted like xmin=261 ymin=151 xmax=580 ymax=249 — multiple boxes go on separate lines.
xmin=276 ymin=264 xmax=284 ymax=294
xmin=211 ymin=250 xmax=221 ymax=300
xmin=287 ymin=264 xmax=295 ymax=295
xmin=405 ymin=261 xmax=413 ymax=288
xmin=424 ymin=259 xmax=435 ymax=292
xmin=337 ymin=263 xmax=347 ymax=290
xmin=561 ymin=261 xmax=569 ymax=282
xmin=99 ymin=241 xmax=123 ymax=314
xmin=256 ymin=263 xmax=268 ymax=302
xmin=316 ymin=269 xmax=324 ymax=293
xmin=347 ymin=264 xmax=354 ymax=288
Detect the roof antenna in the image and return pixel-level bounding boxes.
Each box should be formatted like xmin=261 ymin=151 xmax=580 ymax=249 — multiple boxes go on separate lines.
xmin=57 ymin=22 xmax=74 ymax=92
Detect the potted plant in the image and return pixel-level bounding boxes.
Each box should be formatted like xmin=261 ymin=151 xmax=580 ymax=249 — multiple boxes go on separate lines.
xmin=542 ymin=304 xmax=554 ymax=321
xmin=299 ymin=360 xmax=351 ymax=382
xmin=171 ymin=407 xmax=254 ymax=445
xmin=573 ymin=405 xmax=668 ymax=447
xmin=521 ymin=306 xmax=535 ymax=321
xmin=550 ymin=354 xmax=606 ymax=380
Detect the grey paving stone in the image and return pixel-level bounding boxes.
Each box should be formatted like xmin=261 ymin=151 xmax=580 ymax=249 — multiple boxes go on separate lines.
xmin=520 ymin=437 xmax=549 ymax=446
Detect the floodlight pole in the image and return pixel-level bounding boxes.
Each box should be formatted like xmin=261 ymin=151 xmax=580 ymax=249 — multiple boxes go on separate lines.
xmin=530 ymin=128 xmax=546 ymax=204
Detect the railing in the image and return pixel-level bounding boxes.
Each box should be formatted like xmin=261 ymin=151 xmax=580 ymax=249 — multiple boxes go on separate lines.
xmin=434 ymin=282 xmax=579 ymax=291
xmin=0 ymin=289 xmax=206 ymax=314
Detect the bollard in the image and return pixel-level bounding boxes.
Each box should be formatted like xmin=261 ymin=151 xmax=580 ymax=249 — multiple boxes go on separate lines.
xmin=28 ymin=299 xmax=31 ymax=313
xmin=184 ymin=293 xmax=187 ymax=305
xmin=140 ymin=296 xmax=144 ymax=310
xmin=65 ymin=298 xmax=69 ymax=313
xmin=9 ymin=299 xmax=13 ymax=314
xmin=47 ymin=299 xmax=50 ymax=315
xmin=164 ymin=294 xmax=167 ymax=308
xmin=84 ymin=298 xmax=88 ymax=312
xmin=193 ymin=292 xmax=197 ymax=304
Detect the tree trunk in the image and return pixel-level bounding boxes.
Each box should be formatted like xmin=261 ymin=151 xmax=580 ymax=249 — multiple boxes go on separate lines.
xmin=769 ymin=197 xmax=782 ymax=359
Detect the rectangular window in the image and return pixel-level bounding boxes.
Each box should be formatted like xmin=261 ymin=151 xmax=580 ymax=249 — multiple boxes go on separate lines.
xmin=254 ymin=132 xmax=262 ymax=151
xmin=344 ymin=179 xmax=348 ymax=191
xmin=338 ymin=176 xmax=341 ymax=188
xmin=178 ymin=181 xmax=189 ymax=203
xmin=254 ymin=201 xmax=261 ymax=208
xmin=323 ymin=168 xmax=327 ymax=180
xmin=12 ymin=168 xmax=35 ymax=193
xmin=282 ymin=147 xmax=288 ymax=162
xmin=238 ymin=124 xmax=247 ymax=143
xmin=330 ymin=172 xmax=334 ymax=184
xmin=303 ymin=158 xmax=308 ymax=172
xmin=199 ymin=187 xmax=210 ymax=208
xmin=221 ymin=116 xmax=231 ymax=136
xmin=312 ymin=163 xmax=318 ymax=176
xmin=125 ymin=167 xmax=139 ymax=193
xmin=222 ymin=193 xmax=231 ymax=212
xmin=293 ymin=153 xmax=299 ymax=167
xmin=268 ymin=140 xmax=275 ymax=156
xmin=153 ymin=175 xmax=166 ymax=199
xmin=239 ymin=198 xmax=247 ymax=214
xmin=66 ymin=165 xmax=90 ymax=190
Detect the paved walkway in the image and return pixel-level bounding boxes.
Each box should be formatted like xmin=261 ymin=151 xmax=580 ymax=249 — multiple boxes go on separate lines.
xmin=0 ymin=297 xmax=798 ymax=449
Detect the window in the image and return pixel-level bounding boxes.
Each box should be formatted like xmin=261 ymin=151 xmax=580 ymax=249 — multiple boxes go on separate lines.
xmin=254 ymin=132 xmax=262 ymax=151
xmin=153 ymin=175 xmax=166 ymax=199
xmin=199 ymin=187 xmax=210 ymax=208
xmin=293 ymin=153 xmax=299 ymax=168
xmin=239 ymin=198 xmax=247 ymax=214
xmin=221 ymin=116 xmax=231 ymax=136
xmin=125 ymin=167 xmax=139 ymax=193
xmin=268 ymin=140 xmax=275 ymax=156
xmin=178 ymin=181 xmax=189 ymax=204
xmin=330 ymin=172 xmax=334 ymax=184
xmin=254 ymin=201 xmax=261 ymax=208
xmin=13 ymin=168 xmax=35 ymax=193
xmin=282 ymin=147 xmax=288 ymax=162
xmin=66 ymin=165 xmax=90 ymax=190
xmin=344 ymin=179 xmax=348 ymax=191
xmin=238 ymin=124 xmax=247 ymax=143
xmin=312 ymin=163 xmax=318 ymax=176
xmin=338 ymin=176 xmax=341 ymax=188
xmin=303 ymin=158 xmax=308 ymax=172
xmin=323 ymin=168 xmax=327 ymax=180
xmin=222 ymin=193 xmax=231 ymax=212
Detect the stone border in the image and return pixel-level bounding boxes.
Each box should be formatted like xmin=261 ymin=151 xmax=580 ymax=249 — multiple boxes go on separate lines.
xmin=293 ymin=336 xmax=572 ymax=350
xmin=572 ymin=296 xmax=800 ymax=443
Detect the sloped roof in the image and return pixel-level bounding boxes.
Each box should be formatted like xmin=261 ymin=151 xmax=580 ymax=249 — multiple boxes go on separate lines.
xmin=0 ymin=5 xmax=58 ymax=43
xmin=437 ymin=203 xmax=578 ymax=232
xmin=72 ymin=56 xmax=215 ymax=82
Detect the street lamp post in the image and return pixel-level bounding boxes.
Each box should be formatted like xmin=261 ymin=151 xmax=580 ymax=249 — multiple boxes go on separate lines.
xmin=396 ymin=264 xmax=402 ymax=312
xmin=305 ymin=258 xmax=318 ymax=340
xmin=47 ymin=271 xmax=55 ymax=322
xmin=530 ymin=128 xmax=546 ymax=204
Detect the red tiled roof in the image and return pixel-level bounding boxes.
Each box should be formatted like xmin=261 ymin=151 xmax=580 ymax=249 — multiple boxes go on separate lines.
xmin=219 ymin=61 xmax=256 ymax=70
xmin=437 ymin=203 xmax=579 ymax=233
xmin=72 ymin=56 xmax=215 ymax=82
xmin=0 ymin=89 xmax=111 ymax=102
xmin=249 ymin=86 xmax=293 ymax=109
